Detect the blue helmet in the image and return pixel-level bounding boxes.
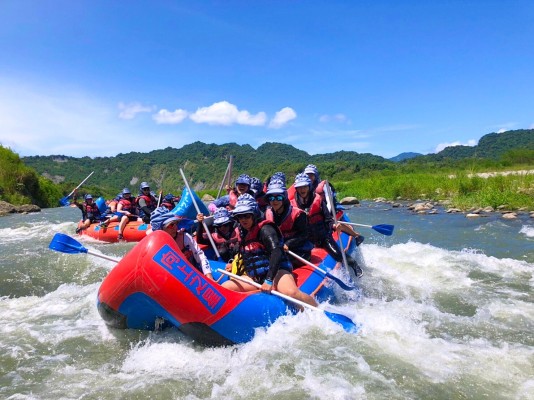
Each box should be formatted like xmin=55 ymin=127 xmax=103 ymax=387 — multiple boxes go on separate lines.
xmin=294 ymin=172 xmax=312 ymax=188
xmin=213 ymin=207 xmax=232 ymax=226
xmin=265 ymin=179 xmax=287 ymax=196
xmin=122 ymin=188 xmax=131 ymax=195
xmin=235 ymin=174 xmax=251 ymax=186
xmin=140 ymin=182 xmax=150 ymax=190
xmin=232 ymin=193 xmax=259 ymax=217
xmin=163 ymin=193 xmax=175 ymax=203
xmin=84 ymin=194 xmax=93 ymax=200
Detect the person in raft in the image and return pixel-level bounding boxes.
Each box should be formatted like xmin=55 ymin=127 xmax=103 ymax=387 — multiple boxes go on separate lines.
xmin=263 ymin=178 xmax=314 ymax=267
xmin=73 ymin=192 xmax=102 ymax=233
xmin=150 ymin=206 xmax=213 ymax=280
xmin=208 ymin=174 xmax=255 ymax=212
xmin=116 ymin=188 xmax=140 ymax=241
xmin=196 ymin=207 xmax=239 ymax=263
xmin=136 ymin=181 xmax=157 ymax=223
xmin=221 ymin=193 xmax=317 ymax=307
xmin=291 ymin=173 xmax=363 ymax=277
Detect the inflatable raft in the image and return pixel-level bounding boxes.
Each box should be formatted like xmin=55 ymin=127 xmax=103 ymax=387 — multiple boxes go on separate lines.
xmin=96 ymin=229 xmax=359 ymax=345
xmin=76 ymin=188 xmax=209 ymax=243
xmin=77 ymin=220 xmax=148 ymax=243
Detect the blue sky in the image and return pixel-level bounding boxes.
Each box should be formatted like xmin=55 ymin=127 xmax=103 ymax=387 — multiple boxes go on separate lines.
xmin=1 ymin=1 xmax=533 ymax=159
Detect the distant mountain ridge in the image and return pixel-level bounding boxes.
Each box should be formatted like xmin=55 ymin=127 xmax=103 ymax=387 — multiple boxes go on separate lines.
xmin=389 ymin=152 xmax=423 ymax=162
xmin=20 ymin=129 xmax=534 ymax=195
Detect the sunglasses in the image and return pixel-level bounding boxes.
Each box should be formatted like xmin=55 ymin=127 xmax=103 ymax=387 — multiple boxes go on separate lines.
xmin=267 ymin=195 xmax=284 ymax=202
xmin=236 ymin=214 xmax=253 ymax=220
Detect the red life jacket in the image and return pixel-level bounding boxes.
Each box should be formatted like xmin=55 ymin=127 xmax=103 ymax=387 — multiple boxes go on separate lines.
xmin=265 ymin=205 xmax=303 ymax=240
xmin=118 ymin=198 xmax=136 ymax=213
xmin=84 ymin=202 xmax=99 ymax=214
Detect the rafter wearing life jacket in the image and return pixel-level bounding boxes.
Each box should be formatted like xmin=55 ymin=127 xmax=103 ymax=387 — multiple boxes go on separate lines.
xmin=236 ymin=219 xmax=292 ymax=283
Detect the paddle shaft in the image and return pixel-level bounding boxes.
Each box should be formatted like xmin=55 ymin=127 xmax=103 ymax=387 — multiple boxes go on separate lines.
xmin=86 ymin=250 xmax=120 ymax=263
xmin=216 ymin=162 xmax=231 ymax=199
xmin=324 ymin=181 xmax=350 ymax=268
xmin=287 ymin=250 xmax=355 ymax=291
xmin=65 ymin=171 xmax=94 ymax=199
xmin=179 ymin=168 xmax=222 ymax=259
xmin=227 ymin=155 xmax=234 ymax=188
xmin=339 ymin=221 xmax=372 ymax=228
xmin=217 ymin=269 xmax=320 ymax=313
xmin=287 ymin=250 xmax=329 ymax=277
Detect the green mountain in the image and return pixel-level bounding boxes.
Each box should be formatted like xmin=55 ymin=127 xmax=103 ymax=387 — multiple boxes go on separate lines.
xmin=19 ymin=128 xmax=534 ymax=199
xmin=22 ymin=141 xmax=390 ymax=197
xmin=389 ymin=152 xmax=424 ymax=162
xmin=419 ymin=129 xmax=534 ymax=162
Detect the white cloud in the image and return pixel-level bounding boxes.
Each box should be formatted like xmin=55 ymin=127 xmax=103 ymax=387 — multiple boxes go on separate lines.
xmin=434 ymin=139 xmax=477 ymax=153
xmin=269 ymin=107 xmax=297 ymax=129
xmin=497 ymin=128 xmax=507 ymax=133
xmin=153 ymin=109 xmax=189 ymax=124
xmin=189 ymin=101 xmax=267 ymax=126
xmin=118 ymin=102 xmax=154 ymax=119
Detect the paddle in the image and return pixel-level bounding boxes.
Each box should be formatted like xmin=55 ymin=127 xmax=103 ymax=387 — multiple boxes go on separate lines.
xmin=216 ymin=158 xmax=231 ymax=199
xmin=286 ymin=250 xmax=355 ymax=291
xmin=339 ymin=221 xmax=395 ymax=236
xmin=59 ymin=171 xmax=94 ymax=206
xmin=323 ymin=181 xmax=350 ymax=270
xmin=217 ymin=269 xmax=358 ymax=333
xmin=49 ymin=232 xmax=120 ymax=263
xmin=179 ymin=168 xmax=222 ymax=260
xmin=227 ymin=155 xmax=234 ymax=189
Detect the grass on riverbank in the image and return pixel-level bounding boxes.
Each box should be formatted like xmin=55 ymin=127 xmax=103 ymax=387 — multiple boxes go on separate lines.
xmin=334 ymin=170 xmax=534 ymax=211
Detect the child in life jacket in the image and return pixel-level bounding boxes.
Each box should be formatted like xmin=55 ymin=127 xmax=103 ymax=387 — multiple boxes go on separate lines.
xmin=196 ymin=207 xmax=238 ymax=263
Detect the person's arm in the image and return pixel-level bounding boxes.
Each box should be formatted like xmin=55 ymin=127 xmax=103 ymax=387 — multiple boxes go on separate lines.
xmin=321 ymin=200 xmax=335 ymax=231
xmin=259 ymin=224 xmax=284 ymax=283
xmin=137 ymin=197 xmax=152 ymax=217
xmin=184 ymin=234 xmax=213 ymax=279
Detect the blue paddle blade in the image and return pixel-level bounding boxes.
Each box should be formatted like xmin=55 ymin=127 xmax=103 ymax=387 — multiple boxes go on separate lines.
xmin=59 ymin=197 xmax=70 ymax=206
xmin=324 ymin=311 xmax=359 ymax=333
xmin=49 ymin=233 xmax=88 ymax=254
xmin=372 ymin=224 xmax=394 ymax=236
xmin=324 ymin=271 xmax=355 ymax=291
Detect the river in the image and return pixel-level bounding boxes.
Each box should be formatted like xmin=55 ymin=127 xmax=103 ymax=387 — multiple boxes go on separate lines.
xmin=0 ymin=203 xmax=532 ymax=399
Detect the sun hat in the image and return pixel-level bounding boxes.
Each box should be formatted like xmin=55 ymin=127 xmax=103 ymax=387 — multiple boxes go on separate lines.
xmin=235 ymin=174 xmax=251 ymax=186
xmin=293 ymin=173 xmax=312 ymax=188
xmin=232 ymin=193 xmax=259 ymax=217
xmin=265 ymin=179 xmax=287 ymax=196
xmin=150 ymin=206 xmax=180 ymax=231
xmin=212 ymin=207 xmax=231 ymax=226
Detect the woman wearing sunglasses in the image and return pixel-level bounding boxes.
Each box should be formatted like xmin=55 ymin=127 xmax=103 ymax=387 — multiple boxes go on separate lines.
xmin=264 ymin=179 xmax=313 ymax=266
xmin=222 ymin=194 xmax=317 ymax=307
xmin=150 ymin=206 xmax=213 ymax=280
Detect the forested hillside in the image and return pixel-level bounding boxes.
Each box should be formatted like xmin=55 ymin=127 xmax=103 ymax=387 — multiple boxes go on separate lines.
xmin=0 ymin=145 xmax=62 ymax=206
xmin=18 ymin=128 xmax=534 ymax=201
xmin=22 ymin=141 xmax=391 ymax=197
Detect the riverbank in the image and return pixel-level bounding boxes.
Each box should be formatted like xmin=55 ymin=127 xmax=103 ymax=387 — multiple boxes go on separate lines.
xmin=0 ymin=200 xmax=41 ymax=217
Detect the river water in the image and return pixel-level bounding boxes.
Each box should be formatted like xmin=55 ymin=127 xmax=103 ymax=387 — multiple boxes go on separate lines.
xmin=0 ymin=203 xmax=532 ymax=400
